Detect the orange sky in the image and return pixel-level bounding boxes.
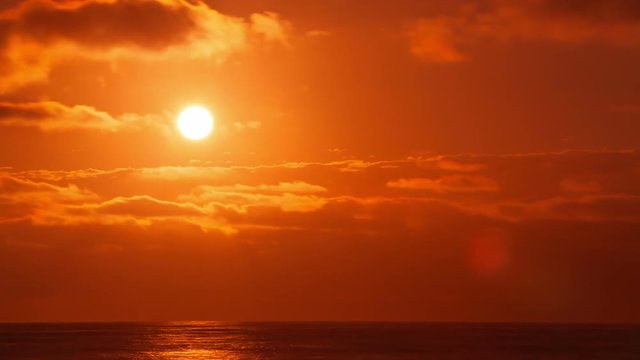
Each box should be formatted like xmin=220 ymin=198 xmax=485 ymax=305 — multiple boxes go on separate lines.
xmin=0 ymin=0 xmax=639 ymax=322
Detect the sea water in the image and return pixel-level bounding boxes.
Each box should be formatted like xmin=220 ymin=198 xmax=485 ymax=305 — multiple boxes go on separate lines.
xmin=0 ymin=322 xmax=638 ymax=359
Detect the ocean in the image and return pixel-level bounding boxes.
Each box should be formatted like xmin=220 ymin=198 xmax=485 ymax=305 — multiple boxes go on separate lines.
xmin=0 ymin=322 xmax=638 ymax=359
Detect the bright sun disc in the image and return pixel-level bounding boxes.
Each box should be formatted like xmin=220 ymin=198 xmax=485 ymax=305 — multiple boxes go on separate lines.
xmin=177 ymin=106 xmax=214 ymax=140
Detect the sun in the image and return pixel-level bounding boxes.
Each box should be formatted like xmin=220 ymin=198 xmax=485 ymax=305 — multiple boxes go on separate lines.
xmin=177 ymin=105 xmax=214 ymax=140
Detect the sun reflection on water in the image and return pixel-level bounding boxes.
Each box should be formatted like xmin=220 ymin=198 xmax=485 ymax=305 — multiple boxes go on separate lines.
xmin=147 ymin=349 xmax=242 ymax=359
xmin=141 ymin=321 xmax=262 ymax=359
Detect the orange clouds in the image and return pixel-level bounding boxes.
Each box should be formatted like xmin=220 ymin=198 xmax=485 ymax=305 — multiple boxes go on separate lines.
xmin=0 ymin=101 xmax=167 ymax=132
xmin=250 ymin=12 xmax=291 ymax=46
xmin=410 ymin=0 xmax=640 ymax=62
xmin=89 ymin=195 xmax=205 ymax=218
xmin=0 ymin=0 xmax=290 ymax=92
xmin=1 ymin=169 xmax=330 ymax=232
xmin=387 ymin=175 xmax=500 ymax=193
xmin=179 ymin=182 xmax=329 ymax=213
xmin=2 ymin=149 xmax=639 ymax=234
xmin=436 ymin=159 xmax=486 ymax=172
xmin=58 ymin=195 xmax=225 ymax=231
xmin=0 ymin=172 xmax=97 ymax=224
xmin=0 ymin=173 xmax=96 ymax=204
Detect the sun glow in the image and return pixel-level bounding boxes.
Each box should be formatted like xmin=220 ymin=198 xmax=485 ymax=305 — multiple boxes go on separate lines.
xmin=177 ymin=106 xmax=214 ymax=140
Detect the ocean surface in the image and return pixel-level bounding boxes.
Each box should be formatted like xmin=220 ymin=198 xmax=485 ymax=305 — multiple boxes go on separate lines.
xmin=0 ymin=322 xmax=638 ymax=359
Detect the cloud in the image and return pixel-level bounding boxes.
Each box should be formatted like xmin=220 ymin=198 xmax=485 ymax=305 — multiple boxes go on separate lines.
xmin=409 ymin=0 xmax=640 ymax=63
xmin=387 ymin=175 xmax=500 ymax=193
xmin=436 ymin=159 xmax=486 ymax=172
xmin=181 ymin=182 xmax=329 ymax=213
xmin=250 ymin=12 xmax=291 ymax=46
xmin=0 ymin=175 xmax=227 ymax=231
xmin=0 ymin=172 xmax=96 ymax=204
xmin=10 ymin=168 xmax=127 ymax=182
xmin=2 ymin=149 xmax=639 ymax=235
xmin=0 ymin=0 xmax=291 ymax=92
xmin=1 ymin=171 xmax=330 ymax=231
xmin=55 ymin=195 xmax=230 ymax=232
xmin=0 ymin=101 xmax=167 ymax=132
xmin=0 ymin=172 xmax=98 ymax=223
xmin=82 ymin=195 xmax=205 ymax=218
xmin=209 ymin=182 xmax=327 ymax=195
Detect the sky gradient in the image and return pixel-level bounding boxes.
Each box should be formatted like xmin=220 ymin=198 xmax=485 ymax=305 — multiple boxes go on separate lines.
xmin=1 ymin=0 xmax=639 ymax=323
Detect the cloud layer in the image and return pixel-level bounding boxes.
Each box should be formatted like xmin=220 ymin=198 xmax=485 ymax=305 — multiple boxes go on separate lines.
xmin=410 ymin=0 xmax=640 ymax=62
xmin=0 ymin=0 xmax=290 ymax=91
xmin=3 ymin=149 xmax=640 ymax=231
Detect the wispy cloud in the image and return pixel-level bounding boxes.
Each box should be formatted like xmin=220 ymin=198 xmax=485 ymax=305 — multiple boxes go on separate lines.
xmin=0 ymin=101 xmax=168 ymax=132
xmin=387 ymin=175 xmax=500 ymax=193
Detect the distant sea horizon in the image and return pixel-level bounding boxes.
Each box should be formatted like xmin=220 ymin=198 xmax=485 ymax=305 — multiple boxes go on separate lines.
xmin=1 ymin=321 xmax=638 ymax=359
xmin=2 ymin=320 xmax=640 ymax=325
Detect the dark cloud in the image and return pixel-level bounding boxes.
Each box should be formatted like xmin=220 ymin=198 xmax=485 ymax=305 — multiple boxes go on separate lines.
xmin=0 ymin=101 xmax=51 ymax=120
xmin=410 ymin=0 xmax=640 ymax=62
xmin=0 ymin=0 xmax=290 ymax=92
xmin=14 ymin=0 xmax=196 ymax=50
xmin=0 ymin=101 xmax=165 ymax=131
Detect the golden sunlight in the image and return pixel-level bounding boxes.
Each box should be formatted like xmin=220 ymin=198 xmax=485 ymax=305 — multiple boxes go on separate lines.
xmin=177 ymin=106 xmax=214 ymax=140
